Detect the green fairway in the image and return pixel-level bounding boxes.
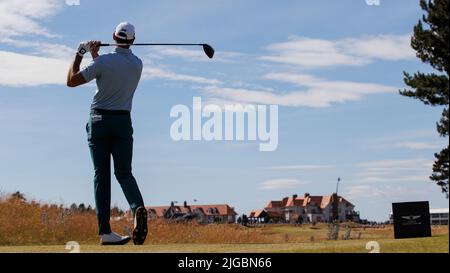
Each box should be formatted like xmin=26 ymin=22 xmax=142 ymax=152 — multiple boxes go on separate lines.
xmin=0 ymin=234 xmax=447 ymax=253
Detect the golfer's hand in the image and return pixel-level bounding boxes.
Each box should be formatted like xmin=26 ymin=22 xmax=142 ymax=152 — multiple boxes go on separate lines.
xmin=89 ymin=41 xmax=101 ymax=59
xmin=77 ymin=41 xmax=91 ymax=57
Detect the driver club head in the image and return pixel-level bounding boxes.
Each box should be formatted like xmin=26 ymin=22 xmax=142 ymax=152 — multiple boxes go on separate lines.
xmin=202 ymin=44 xmax=215 ymax=59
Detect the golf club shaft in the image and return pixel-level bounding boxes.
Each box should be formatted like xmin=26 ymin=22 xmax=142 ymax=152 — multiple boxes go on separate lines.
xmin=99 ymin=43 xmax=215 ymax=59
xmin=100 ymin=43 xmax=204 ymax=47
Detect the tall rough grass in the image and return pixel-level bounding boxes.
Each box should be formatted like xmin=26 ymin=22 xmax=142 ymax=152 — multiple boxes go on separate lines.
xmin=0 ymin=197 xmax=275 ymax=245
xmin=2 ymin=196 xmax=447 ymax=246
xmin=0 ymin=197 xmax=99 ymax=245
xmin=147 ymin=219 xmax=278 ymax=244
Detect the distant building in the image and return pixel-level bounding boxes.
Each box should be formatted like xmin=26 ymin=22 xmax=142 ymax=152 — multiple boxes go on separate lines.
xmin=146 ymin=202 xmax=238 ymax=224
xmin=248 ymin=210 xmax=267 ymax=223
xmin=254 ymin=193 xmax=359 ymax=223
xmin=430 ymin=208 xmax=449 ymax=225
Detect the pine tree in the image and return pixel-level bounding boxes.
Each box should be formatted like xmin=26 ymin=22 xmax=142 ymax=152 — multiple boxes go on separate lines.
xmin=401 ymin=0 xmax=449 ymax=197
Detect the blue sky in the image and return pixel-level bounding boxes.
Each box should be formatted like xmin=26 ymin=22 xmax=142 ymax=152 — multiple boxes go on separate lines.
xmin=0 ymin=0 xmax=448 ymax=221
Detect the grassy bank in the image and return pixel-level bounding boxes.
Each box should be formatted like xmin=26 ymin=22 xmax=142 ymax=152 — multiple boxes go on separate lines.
xmin=0 ymin=234 xmax=447 ymax=253
xmin=0 ymin=197 xmax=448 ymax=253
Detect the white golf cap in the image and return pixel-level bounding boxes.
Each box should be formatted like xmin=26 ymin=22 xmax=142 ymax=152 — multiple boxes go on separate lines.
xmin=114 ymin=22 xmax=135 ymax=40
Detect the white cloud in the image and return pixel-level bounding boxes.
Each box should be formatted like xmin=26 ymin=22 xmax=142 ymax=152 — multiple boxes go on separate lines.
xmin=1 ymin=0 xmax=224 ymax=87
xmin=344 ymin=185 xmax=406 ymax=199
xmin=258 ymin=179 xmax=308 ymax=190
xmin=0 ymin=0 xmax=75 ymax=87
xmin=395 ymin=141 xmax=442 ymax=150
xmin=0 ymin=48 xmax=221 ymax=87
xmin=200 ymin=74 xmax=396 ymax=108
xmin=261 ymin=34 xmax=415 ymax=68
xmin=262 ymin=38 xmax=368 ymax=68
xmin=355 ymin=175 xmax=430 ymax=183
xmin=342 ymin=35 xmax=415 ymax=61
xmin=146 ymin=47 xmax=244 ymax=63
xmin=344 ymin=183 xmax=434 ymax=201
xmin=354 ymin=158 xmax=432 ymax=170
xmin=268 ymin=164 xmax=335 ymax=170
xmin=345 ymin=185 xmax=387 ymax=199
xmin=0 ymin=0 xmax=62 ymax=38
xmin=361 ymin=130 xmax=447 ymax=151
xmin=265 ymin=72 xmax=396 ymax=94
xmin=353 ymin=158 xmax=433 ymax=184
xmin=142 ymin=66 xmax=221 ymax=85
xmin=360 ymin=159 xmax=425 ymax=169
xmin=0 ymin=50 xmax=68 ymax=86
xmin=34 ymin=43 xmax=74 ymax=59
xmin=1 ymin=38 xmax=75 ymax=59
xmin=228 ymin=81 xmax=275 ymax=92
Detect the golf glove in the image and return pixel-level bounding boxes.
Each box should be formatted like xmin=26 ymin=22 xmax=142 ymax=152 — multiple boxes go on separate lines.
xmin=77 ymin=41 xmax=91 ymax=57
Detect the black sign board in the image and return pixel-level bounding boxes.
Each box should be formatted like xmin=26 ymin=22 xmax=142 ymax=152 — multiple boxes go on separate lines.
xmin=392 ymin=201 xmax=432 ymax=239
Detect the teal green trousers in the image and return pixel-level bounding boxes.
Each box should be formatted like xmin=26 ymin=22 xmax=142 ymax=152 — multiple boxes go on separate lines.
xmin=86 ymin=109 xmax=144 ymax=235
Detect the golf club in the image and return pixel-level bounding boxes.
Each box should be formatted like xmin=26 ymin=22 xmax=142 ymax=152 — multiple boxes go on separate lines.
xmin=100 ymin=43 xmax=215 ymax=59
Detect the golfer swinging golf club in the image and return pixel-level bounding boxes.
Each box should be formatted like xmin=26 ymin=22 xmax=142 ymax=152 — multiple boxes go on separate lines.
xmin=66 ymin=22 xmax=147 ymax=245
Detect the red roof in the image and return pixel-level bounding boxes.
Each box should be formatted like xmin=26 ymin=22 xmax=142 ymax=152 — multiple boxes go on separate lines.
xmin=266 ymin=194 xmax=355 ymax=210
xmin=303 ymin=196 xmax=325 ymax=207
xmin=147 ymin=204 xmax=237 ymax=217
xmin=266 ymin=201 xmax=282 ymax=208
xmin=249 ymin=210 xmax=265 ymax=218
xmin=266 ymin=197 xmax=289 ymax=208
xmin=191 ymin=204 xmax=237 ymax=215
xmin=147 ymin=206 xmax=169 ymax=217
xmin=286 ymin=196 xmax=304 ymax=207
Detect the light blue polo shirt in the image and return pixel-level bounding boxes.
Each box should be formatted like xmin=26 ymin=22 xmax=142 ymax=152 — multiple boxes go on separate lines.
xmin=81 ymin=47 xmax=143 ymax=112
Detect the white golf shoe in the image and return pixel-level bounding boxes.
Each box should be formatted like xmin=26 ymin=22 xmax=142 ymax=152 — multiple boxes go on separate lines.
xmin=100 ymin=231 xmax=131 ymax=245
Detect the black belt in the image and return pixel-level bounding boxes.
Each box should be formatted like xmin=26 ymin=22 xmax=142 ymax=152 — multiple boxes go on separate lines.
xmin=91 ymin=108 xmax=130 ymax=116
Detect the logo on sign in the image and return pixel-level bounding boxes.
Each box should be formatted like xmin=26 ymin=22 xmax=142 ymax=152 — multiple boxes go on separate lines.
xmin=401 ymin=215 xmax=422 ymax=225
